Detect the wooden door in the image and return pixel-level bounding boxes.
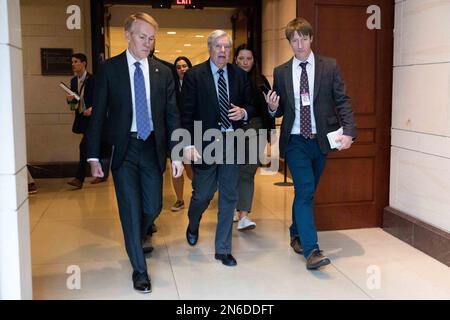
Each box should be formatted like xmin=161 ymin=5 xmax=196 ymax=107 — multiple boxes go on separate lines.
xmin=297 ymin=0 xmax=394 ymax=229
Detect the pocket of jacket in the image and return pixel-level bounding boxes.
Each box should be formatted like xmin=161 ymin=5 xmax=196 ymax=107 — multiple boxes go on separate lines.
xmin=327 ymin=116 xmax=338 ymax=125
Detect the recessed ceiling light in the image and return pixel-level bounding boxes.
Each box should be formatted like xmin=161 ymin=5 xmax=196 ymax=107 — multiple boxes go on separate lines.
xmin=167 ymin=31 xmax=177 ymax=35
xmin=176 ymin=50 xmax=182 ymax=53
xmin=155 ymin=50 xmax=160 ymax=53
xmin=195 ymin=35 xmax=204 ymax=38
xmin=184 ymin=44 xmax=191 ymax=47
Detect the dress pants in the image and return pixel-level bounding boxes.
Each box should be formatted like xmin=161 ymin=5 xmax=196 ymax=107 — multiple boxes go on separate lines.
xmin=75 ymin=135 xmax=88 ymax=183
xmin=112 ymin=133 xmax=162 ymax=275
xmin=187 ymin=135 xmax=240 ymax=254
xmin=285 ymin=134 xmax=327 ymax=258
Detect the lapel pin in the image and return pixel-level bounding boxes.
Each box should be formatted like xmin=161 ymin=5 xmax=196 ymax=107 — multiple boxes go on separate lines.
xmin=155 ymin=68 xmax=159 ymax=72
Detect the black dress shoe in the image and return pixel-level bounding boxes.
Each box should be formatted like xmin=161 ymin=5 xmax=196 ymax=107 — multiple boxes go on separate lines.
xmin=132 ymin=272 xmax=152 ymax=293
xmin=186 ymin=226 xmax=199 ymax=246
xmin=142 ymin=235 xmax=154 ymax=254
xmin=215 ymin=253 xmax=237 ymax=267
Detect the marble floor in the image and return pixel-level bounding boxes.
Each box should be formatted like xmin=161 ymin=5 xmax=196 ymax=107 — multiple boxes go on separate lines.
xmin=29 ymin=170 xmax=450 ymax=300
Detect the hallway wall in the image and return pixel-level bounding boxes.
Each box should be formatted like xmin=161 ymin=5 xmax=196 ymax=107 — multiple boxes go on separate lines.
xmin=390 ymin=0 xmax=450 ymax=233
xmin=20 ymin=0 xmax=92 ymax=164
xmin=261 ymin=0 xmax=296 ymax=85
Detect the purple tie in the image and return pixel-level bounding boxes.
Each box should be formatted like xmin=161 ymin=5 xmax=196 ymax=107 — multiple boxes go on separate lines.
xmin=299 ymin=62 xmax=312 ymax=138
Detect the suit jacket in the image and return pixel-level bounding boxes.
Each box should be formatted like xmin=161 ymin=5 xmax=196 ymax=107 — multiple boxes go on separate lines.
xmin=180 ymin=59 xmax=255 ymax=151
xmin=70 ymin=72 xmax=94 ymax=134
xmin=273 ymin=55 xmax=357 ymax=156
xmin=86 ymin=51 xmax=180 ymax=172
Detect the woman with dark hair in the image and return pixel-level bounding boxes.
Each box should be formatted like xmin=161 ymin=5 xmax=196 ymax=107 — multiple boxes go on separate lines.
xmin=233 ymin=44 xmax=275 ymax=230
xmin=170 ymin=56 xmax=193 ymax=212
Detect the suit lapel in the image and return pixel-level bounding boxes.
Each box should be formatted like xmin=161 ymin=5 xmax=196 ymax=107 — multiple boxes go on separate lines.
xmin=202 ymin=60 xmax=219 ymax=111
xmin=148 ymin=58 xmax=160 ymax=116
xmin=284 ymin=58 xmax=295 ymax=111
xmin=313 ymin=55 xmax=323 ymax=102
xmin=117 ymin=51 xmax=133 ymax=112
xmin=227 ymin=63 xmax=236 ymax=104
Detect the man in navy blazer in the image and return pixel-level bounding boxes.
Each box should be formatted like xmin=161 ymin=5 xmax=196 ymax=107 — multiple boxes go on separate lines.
xmin=66 ymin=53 xmax=94 ymax=189
xmin=86 ymin=13 xmax=183 ymax=293
xmin=181 ymin=30 xmax=255 ymax=267
xmin=265 ymin=18 xmax=357 ymax=270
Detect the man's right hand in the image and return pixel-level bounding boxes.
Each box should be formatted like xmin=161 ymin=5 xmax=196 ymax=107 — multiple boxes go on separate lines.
xmin=183 ymin=146 xmax=201 ymax=162
xmin=263 ymin=90 xmax=280 ymax=111
xmin=67 ymin=94 xmax=75 ymax=102
xmin=89 ymin=160 xmax=104 ymax=178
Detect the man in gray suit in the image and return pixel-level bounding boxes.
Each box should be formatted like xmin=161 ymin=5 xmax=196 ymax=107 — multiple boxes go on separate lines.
xmin=265 ymin=18 xmax=357 ymax=270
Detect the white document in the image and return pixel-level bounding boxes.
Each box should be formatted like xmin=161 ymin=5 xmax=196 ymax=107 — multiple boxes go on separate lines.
xmin=327 ymin=127 xmax=343 ymax=149
xmin=59 ymin=82 xmax=80 ymax=101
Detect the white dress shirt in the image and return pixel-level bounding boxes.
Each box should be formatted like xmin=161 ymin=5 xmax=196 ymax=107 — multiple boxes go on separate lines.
xmin=126 ymin=49 xmax=153 ymax=133
xmin=209 ymin=60 xmax=248 ymax=132
xmin=291 ymin=52 xmax=317 ymax=135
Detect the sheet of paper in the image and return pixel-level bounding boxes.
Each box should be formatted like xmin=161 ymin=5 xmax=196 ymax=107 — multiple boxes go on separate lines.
xmin=59 ymin=82 xmax=80 ymax=101
xmin=327 ymin=126 xmax=343 ymax=149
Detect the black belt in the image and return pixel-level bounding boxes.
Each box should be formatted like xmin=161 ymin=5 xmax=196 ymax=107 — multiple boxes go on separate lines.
xmin=130 ymin=132 xmax=154 ymax=140
xmin=292 ymin=133 xmax=317 ymax=139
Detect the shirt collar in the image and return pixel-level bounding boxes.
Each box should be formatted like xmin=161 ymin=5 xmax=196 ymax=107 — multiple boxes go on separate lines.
xmin=126 ymin=49 xmax=149 ymax=69
xmin=210 ymin=59 xmax=227 ymax=75
xmin=78 ymin=70 xmax=87 ymax=81
xmin=293 ymin=51 xmax=315 ymax=68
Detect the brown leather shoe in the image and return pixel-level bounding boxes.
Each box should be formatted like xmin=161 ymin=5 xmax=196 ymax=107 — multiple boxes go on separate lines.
xmin=90 ymin=177 xmax=107 ymax=184
xmin=306 ymin=249 xmax=331 ymax=270
xmin=67 ymin=178 xmax=82 ymax=189
xmin=290 ymin=235 xmax=303 ymax=255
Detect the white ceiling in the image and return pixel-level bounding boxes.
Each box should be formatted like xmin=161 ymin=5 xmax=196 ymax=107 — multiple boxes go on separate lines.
xmin=107 ymin=5 xmax=235 ymax=66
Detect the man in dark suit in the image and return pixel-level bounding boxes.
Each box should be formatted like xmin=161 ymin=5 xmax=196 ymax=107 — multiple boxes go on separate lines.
xmin=86 ymin=13 xmax=183 ymax=293
xmin=265 ymin=18 xmax=357 ymax=270
xmin=66 ymin=53 xmax=94 ymax=189
xmin=181 ymin=30 xmax=254 ymax=267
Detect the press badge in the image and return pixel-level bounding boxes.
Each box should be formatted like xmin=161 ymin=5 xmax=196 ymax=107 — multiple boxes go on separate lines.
xmin=301 ymin=92 xmax=311 ymax=106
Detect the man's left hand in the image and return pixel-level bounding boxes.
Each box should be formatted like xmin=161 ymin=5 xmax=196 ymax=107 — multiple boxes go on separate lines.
xmin=228 ymin=103 xmax=245 ymax=121
xmin=83 ymin=107 xmax=93 ymax=117
xmin=172 ymin=160 xmax=184 ymax=178
xmin=336 ymin=135 xmax=353 ymax=150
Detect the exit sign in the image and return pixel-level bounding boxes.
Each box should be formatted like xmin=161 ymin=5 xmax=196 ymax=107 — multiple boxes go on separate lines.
xmin=176 ymin=0 xmax=192 ymax=4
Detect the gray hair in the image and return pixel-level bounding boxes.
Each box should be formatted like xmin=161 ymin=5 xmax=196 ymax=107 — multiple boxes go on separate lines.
xmin=207 ymin=30 xmax=232 ymax=50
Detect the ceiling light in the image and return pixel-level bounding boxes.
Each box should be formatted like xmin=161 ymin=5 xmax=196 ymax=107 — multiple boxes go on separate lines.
xmin=184 ymin=44 xmax=191 ymax=47
xmin=195 ymin=35 xmax=204 ymax=38
xmin=167 ymin=31 xmax=177 ymax=35
xmin=176 ymin=50 xmax=182 ymax=53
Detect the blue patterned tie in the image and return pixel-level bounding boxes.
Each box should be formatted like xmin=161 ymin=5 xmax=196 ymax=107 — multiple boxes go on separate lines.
xmin=134 ymin=62 xmax=152 ymax=140
xmin=217 ymin=69 xmax=232 ymax=130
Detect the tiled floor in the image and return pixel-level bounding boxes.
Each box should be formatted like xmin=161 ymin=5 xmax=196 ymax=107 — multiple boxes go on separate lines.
xmin=29 ymin=171 xmax=450 ymax=300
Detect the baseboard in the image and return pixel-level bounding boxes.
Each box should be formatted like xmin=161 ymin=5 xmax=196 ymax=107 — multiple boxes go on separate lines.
xmin=383 ymin=206 xmax=450 ymax=266
xmin=27 ymin=163 xmax=90 ymax=179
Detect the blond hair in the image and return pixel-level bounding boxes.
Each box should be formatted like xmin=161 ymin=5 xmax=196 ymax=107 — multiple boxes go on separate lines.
xmin=124 ymin=12 xmax=159 ymax=32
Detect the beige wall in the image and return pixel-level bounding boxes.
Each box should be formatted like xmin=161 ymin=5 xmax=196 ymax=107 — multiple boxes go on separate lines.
xmin=21 ymin=0 xmax=92 ymax=163
xmin=261 ymin=0 xmax=296 ymax=86
xmin=0 ymin=0 xmax=32 ymax=299
xmin=390 ymin=0 xmax=450 ymax=232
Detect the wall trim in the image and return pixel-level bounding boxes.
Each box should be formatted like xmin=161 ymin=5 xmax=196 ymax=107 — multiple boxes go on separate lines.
xmin=383 ymin=206 xmax=450 ymax=266
xmin=27 ymin=163 xmax=87 ymax=179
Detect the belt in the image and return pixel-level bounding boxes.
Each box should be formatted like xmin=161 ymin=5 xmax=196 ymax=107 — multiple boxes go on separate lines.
xmin=292 ymin=133 xmax=317 ymax=139
xmin=130 ymin=132 xmax=153 ymax=140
